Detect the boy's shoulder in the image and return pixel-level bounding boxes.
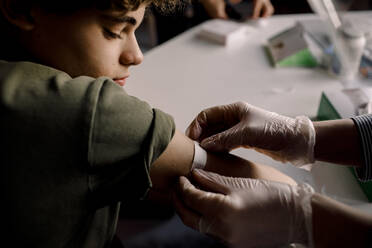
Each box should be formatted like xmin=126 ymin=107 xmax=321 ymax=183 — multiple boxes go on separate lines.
xmin=0 ymin=60 xmax=71 ymax=82
xmin=0 ymin=60 xmax=114 ymax=114
xmin=0 ymin=60 xmax=113 ymax=94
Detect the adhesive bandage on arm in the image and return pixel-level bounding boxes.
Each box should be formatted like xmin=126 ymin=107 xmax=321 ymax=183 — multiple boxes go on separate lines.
xmin=191 ymin=141 xmax=208 ymax=171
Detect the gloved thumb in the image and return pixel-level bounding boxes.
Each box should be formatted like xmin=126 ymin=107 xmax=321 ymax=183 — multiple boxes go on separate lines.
xmin=200 ymin=125 xmax=242 ymax=152
xmin=192 ymin=169 xmax=231 ymax=194
xmin=185 ymin=119 xmax=202 ymax=141
xmin=192 ymin=169 xmax=257 ymax=192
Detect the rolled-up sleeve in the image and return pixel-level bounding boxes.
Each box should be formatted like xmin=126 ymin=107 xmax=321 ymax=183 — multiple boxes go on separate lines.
xmin=351 ymin=114 xmax=372 ymax=182
xmin=87 ymin=79 xmax=175 ymax=208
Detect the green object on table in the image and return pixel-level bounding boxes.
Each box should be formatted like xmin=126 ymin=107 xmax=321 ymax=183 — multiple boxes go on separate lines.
xmin=266 ymin=24 xmax=318 ymax=68
xmin=277 ymin=48 xmax=318 ymax=67
xmin=317 ymin=92 xmax=372 ymax=202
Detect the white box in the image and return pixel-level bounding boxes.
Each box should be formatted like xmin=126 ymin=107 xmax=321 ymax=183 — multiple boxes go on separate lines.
xmin=322 ymin=88 xmax=372 ymax=119
xmin=198 ymin=19 xmax=249 ymax=45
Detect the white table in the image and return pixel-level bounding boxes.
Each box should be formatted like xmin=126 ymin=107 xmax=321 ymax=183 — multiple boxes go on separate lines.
xmin=126 ymin=12 xmax=372 ymax=212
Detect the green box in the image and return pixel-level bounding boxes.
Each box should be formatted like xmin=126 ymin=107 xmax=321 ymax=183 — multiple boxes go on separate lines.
xmin=317 ymin=91 xmax=372 ymax=202
xmin=266 ymin=24 xmax=318 ymax=68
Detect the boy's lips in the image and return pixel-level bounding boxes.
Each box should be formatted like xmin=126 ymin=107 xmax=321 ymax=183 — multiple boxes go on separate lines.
xmin=114 ymin=76 xmax=129 ymax=87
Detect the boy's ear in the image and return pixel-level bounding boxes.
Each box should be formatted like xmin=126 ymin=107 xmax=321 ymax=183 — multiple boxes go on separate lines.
xmin=0 ymin=0 xmax=35 ymax=31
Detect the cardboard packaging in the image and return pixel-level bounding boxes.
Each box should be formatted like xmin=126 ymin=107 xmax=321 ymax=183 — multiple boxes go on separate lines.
xmin=198 ymin=19 xmax=249 ymax=46
xmin=266 ymin=23 xmax=319 ymax=67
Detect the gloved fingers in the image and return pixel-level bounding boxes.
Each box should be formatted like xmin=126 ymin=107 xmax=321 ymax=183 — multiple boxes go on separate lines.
xmin=193 ymin=169 xmax=273 ymax=191
xmin=185 ymin=110 xmax=214 ymax=141
xmin=198 ymin=216 xmax=212 ymax=234
xmin=198 ymin=217 xmax=227 ymax=239
xmin=186 ymin=104 xmax=242 ymax=141
xmin=177 ymin=176 xmax=226 ymax=217
xmin=173 ymin=182 xmax=224 ymax=237
xmin=200 ymin=125 xmax=242 ymax=152
xmin=192 ymin=169 xmax=233 ymax=193
xmin=174 ymin=191 xmax=224 ymax=240
xmin=185 ymin=118 xmax=202 ymax=141
xmin=172 ymin=189 xmax=201 ymax=231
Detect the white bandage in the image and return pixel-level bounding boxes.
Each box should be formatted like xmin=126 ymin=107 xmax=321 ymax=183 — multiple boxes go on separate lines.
xmin=191 ymin=141 xmax=207 ymax=171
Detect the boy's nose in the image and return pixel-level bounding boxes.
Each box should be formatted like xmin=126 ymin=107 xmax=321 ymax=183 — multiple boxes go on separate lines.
xmin=120 ymin=35 xmax=143 ymax=66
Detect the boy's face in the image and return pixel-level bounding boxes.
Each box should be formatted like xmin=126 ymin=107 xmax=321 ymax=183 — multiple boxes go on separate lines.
xmin=27 ymin=5 xmax=146 ymax=86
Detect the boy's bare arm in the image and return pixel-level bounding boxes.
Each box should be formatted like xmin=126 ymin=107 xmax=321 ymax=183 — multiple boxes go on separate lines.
xmin=150 ymin=130 xmax=194 ymax=190
xmin=150 ymin=130 xmax=296 ymax=191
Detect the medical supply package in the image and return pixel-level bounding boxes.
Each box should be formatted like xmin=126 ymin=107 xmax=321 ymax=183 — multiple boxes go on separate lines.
xmin=197 ymin=19 xmax=249 ymax=46
xmin=266 ymin=23 xmax=318 ymax=68
xmin=298 ymin=18 xmax=372 ymax=78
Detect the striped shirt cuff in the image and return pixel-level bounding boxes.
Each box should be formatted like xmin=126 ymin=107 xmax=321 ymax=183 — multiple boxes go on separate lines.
xmin=351 ymin=114 xmax=372 ymax=182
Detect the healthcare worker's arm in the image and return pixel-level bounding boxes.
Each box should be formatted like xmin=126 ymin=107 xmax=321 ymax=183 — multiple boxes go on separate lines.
xmin=150 ymin=130 xmax=296 ymax=190
xmin=313 ymin=119 xmax=362 ymax=166
xmin=174 ymin=169 xmax=372 ymax=247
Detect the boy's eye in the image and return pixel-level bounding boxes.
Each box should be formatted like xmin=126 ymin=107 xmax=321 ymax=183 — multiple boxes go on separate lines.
xmin=103 ymin=27 xmax=122 ymax=39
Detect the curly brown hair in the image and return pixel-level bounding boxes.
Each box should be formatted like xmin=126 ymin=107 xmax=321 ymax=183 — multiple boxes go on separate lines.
xmin=0 ymin=0 xmax=186 ymax=60
xmin=16 ymin=0 xmax=183 ymax=14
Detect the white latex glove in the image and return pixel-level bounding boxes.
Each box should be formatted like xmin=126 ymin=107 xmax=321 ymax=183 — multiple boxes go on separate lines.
xmin=186 ymin=102 xmax=316 ymax=166
xmin=173 ymin=169 xmax=314 ymax=248
xmin=252 ymin=0 xmax=274 ymax=19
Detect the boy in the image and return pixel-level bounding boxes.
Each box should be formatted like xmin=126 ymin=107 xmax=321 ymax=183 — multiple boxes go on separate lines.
xmin=0 ymin=0 xmax=295 ymax=247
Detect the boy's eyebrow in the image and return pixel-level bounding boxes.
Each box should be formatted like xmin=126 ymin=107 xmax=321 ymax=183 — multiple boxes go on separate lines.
xmin=101 ymin=14 xmax=137 ymax=25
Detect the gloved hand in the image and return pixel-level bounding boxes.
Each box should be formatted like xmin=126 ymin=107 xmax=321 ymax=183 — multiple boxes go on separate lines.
xmin=186 ymin=102 xmax=316 ymax=166
xmin=173 ymin=169 xmax=314 ymax=248
xmin=252 ymin=0 xmax=274 ymax=19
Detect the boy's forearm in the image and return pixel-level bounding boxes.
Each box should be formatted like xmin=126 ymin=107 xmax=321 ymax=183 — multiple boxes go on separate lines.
xmin=311 ymin=193 xmax=372 ymax=247
xmin=150 ymin=130 xmax=297 ymax=191
xmin=314 ymin=119 xmax=362 ymax=166
xmin=204 ymin=152 xmax=297 ymax=185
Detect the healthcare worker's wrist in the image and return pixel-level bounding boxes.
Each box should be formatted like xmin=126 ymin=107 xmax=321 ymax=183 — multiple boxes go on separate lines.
xmin=284 ymin=116 xmax=315 ymax=167
xmin=290 ymin=183 xmax=315 ymax=247
xmin=295 ymin=116 xmax=315 ymax=165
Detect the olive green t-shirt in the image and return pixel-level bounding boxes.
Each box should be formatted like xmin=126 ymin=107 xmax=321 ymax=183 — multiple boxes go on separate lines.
xmin=0 ymin=60 xmax=175 ymax=248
